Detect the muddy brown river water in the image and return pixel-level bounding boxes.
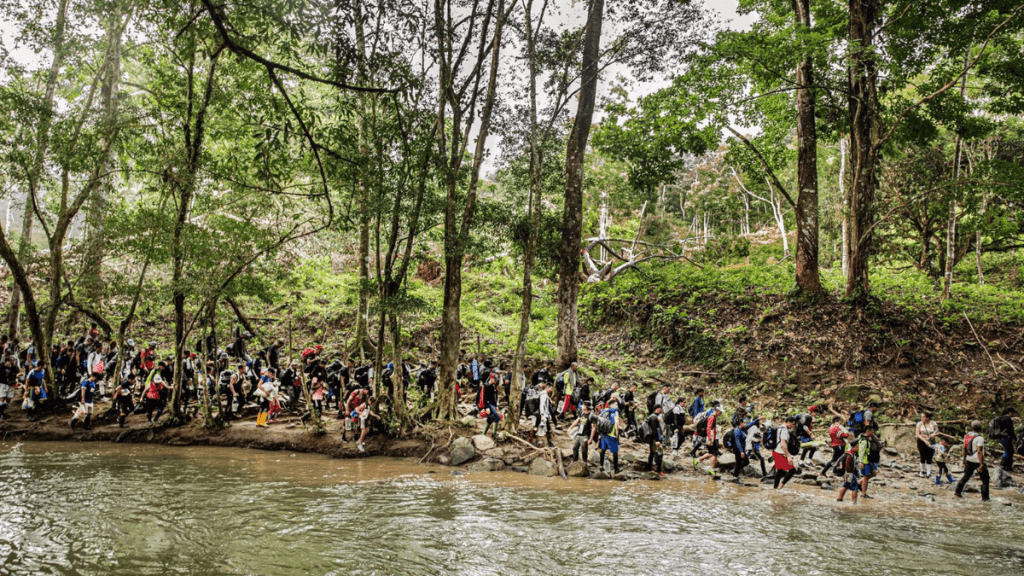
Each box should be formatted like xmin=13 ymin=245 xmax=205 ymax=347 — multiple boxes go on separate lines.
xmin=0 ymin=441 xmax=1021 ymax=575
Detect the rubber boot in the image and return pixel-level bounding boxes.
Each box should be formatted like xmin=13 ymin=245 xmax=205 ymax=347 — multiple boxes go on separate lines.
xmin=935 ymin=476 xmax=941 ymax=485
xmin=947 ymin=474 xmax=955 ymax=484
xmin=118 ymin=414 xmax=126 ymax=428
xmin=83 ymin=415 xmax=91 ymax=430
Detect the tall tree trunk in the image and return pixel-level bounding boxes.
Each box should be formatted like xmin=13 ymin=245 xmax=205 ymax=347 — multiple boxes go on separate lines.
xmin=793 ymin=0 xmax=822 ymax=295
xmin=350 ymin=0 xmax=376 ymax=362
xmin=557 ymin=0 xmax=604 ymax=369
xmin=506 ymin=0 xmax=543 ymax=430
xmin=844 ymin=0 xmax=882 ymax=301
xmin=839 ymin=135 xmax=848 ymax=276
xmin=435 ymin=0 xmax=507 ymax=421
xmin=941 ymin=49 xmax=971 ymax=301
xmin=8 ymin=0 xmax=71 ymax=339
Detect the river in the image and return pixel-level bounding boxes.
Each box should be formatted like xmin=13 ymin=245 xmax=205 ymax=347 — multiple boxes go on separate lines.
xmin=0 ymin=441 xmax=1021 ymax=575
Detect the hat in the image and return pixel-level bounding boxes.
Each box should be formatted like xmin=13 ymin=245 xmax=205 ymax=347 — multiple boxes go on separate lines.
xmin=867 ymin=401 xmax=879 ymax=408
xmin=149 ymin=341 xmax=157 ymax=347
xmin=127 ymin=339 xmax=135 ymax=346
xmin=153 ymin=375 xmax=163 ymax=383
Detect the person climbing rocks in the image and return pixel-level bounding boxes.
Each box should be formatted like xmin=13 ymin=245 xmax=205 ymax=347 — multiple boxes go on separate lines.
xmin=955 ymin=420 xmax=990 ymax=502
xmin=69 ymin=372 xmax=100 ymax=431
xmin=823 ymin=416 xmax=850 ymax=477
xmin=570 ymin=402 xmax=597 ymax=464
xmin=836 ymin=442 xmax=860 ymax=504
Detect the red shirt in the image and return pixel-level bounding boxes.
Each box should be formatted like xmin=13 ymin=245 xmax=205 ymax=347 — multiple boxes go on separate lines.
xmin=829 ymin=424 xmax=847 ymax=447
xmin=146 ymin=381 xmax=164 ymax=400
xmin=707 ymin=414 xmax=717 ymax=443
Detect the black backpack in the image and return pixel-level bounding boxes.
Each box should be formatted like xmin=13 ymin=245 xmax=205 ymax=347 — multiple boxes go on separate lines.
xmin=646 ymin=391 xmax=658 ymax=415
xmin=763 ymin=426 xmax=778 ymax=450
xmin=639 ymin=419 xmax=654 ymax=443
xmin=787 ymin=427 xmax=801 ymax=454
xmin=987 ymin=417 xmax=1004 ymax=440
xmin=723 ymin=428 xmax=736 ymax=450
xmin=596 ymin=414 xmax=614 ymax=435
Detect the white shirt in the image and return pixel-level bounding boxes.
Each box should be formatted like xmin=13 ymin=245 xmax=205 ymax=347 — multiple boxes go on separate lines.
xmin=965 ymin=434 xmax=985 ymax=464
xmin=745 ymin=423 xmax=761 ymax=453
xmin=774 ymin=426 xmax=791 ymax=455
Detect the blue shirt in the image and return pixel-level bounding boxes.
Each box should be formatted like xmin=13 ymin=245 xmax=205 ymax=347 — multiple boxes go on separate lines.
xmin=733 ymin=427 xmax=748 ymax=455
xmin=81 ymin=379 xmax=97 ymax=403
xmin=691 ymin=396 xmax=705 ymax=418
xmin=470 ymin=360 xmax=479 ymax=380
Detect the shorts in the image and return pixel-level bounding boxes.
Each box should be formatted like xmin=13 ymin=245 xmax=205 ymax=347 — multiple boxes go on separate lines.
xmin=599 ymin=435 xmax=619 ymax=454
xmin=772 ymin=451 xmax=794 ymax=471
xmin=842 ymin=473 xmax=861 ymax=491
xmin=0 ymin=384 xmax=12 ymax=400
xmin=861 ymin=463 xmax=879 ymax=477
xmin=707 ymin=441 xmax=721 ymax=457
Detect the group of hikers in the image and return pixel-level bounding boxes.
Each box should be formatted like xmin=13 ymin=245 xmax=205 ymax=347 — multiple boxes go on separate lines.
xmin=1 ymin=326 xmax=1020 ymax=502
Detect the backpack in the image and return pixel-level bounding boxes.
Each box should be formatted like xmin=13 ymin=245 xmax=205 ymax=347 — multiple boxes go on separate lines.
xmin=848 ymin=410 xmax=866 ymax=435
xmin=964 ymin=433 xmax=979 ymax=459
xmin=786 ymin=427 xmax=801 ymax=455
xmin=723 ymin=428 xmax=736 ymax=450
xmin=763 ymin=426 xmax=778 ymax=450
xmin=646 ymin=391 xmax=658 ymax=415
xmin=555 ymin=372 xmax=565 ymax=395
xmin=987 ymin=417 xmax=1004 ymax=440
xmin=639 ymin=420 xmax=654 ymax=443
xmin=693 ymin=408 xmax=714 ymax=437
xmin=596 ymin=414 xmax=614 ymax=435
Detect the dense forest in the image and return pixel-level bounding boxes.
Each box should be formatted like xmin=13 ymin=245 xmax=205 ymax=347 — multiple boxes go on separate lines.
xmin=2 ymin=0 xmax=1024 ymax=433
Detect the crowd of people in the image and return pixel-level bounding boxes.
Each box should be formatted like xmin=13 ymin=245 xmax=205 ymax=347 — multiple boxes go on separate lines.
xmin=0 ymin=324 xmax=1021 ymax=502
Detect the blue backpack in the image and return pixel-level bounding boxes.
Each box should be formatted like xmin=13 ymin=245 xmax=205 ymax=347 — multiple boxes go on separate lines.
xmin=848 ymin=410 xmax=866 ymax=434
xmin=763 ymin=426 xmax=777 ymax=450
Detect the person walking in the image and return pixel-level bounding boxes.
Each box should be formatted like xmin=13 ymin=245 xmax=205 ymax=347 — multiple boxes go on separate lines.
xmin=112 ymin=373 xmax=136 ymax=428
xmin=835 ymin=442 xmax=860 ymax=504
xmin=992 ymin=407 xmax=1018 ymax=473
xmin=730 ymin=415 xmax=749 ymax=484
xmin=932 ymin=438 xmax=955 ymax=485
xmin=915 ymin=412 xmax=938 ymax=477
xmin=822 ymin=416 xmax=850 ymax=477
xmin=644 ymin=405 xmax=664 ymax=476
xmin=595 ymin=398 xmax=622 ymax=474
xmin=569 ymin=403 xmax=596 ymax=464
xmin=69 ymin=372 xmax=100 ymax=430
xmin=773 ymin=416 xmax=798 ymax=489
xmin=955 ymin=420 xmax=990 ymax=501
xmin=858 ymin=426 xmax=882 ymax=499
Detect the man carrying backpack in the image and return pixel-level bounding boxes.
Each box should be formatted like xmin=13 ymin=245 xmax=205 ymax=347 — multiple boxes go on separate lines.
xmin=643 ymin=405 xmax=664 ymax=476
xmin=694 ymin=402 xmax=722 ymax=475
xmin=690 ymin=388 xmax=705 ymax=419
xmin=569 ymin=403 xmax=597 ymax=464
xmin=858 ymin=426 xmax=882 ymax=499
xmin=773 ymin=416 xmax=799 ymax=489
xmin=991 ymin=407 xmax=1018 ymax=472
xmin=822 ymin=416 xmax=850 ymax=477
xmin=729 ymin=414 xmax=749 ymax=483
xmin=955 ymin=420 xmax=990 ymax=501
xmin=594 ymin=398 xmax=621 ymax=474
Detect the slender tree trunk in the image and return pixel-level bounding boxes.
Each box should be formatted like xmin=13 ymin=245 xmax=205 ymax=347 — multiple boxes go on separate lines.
xmin=844 ymin=0 xmax=882 ymax=301
xmin=350 ymin=0 xmax=376 ymax=362
xmin=793 ymin=0 xmax=822 ymax=295
xmin=435 ymin=0 xmax=507 ymax=421
xmin=941 ymin=49 xmax=971 ymax=301
xmin=557 ymin=0 xmax=604 ymax=369
xmin=8 ymin=0 xmax=71 ymax=339
xmin=506 ymin=0 xmax=543 ymax=430
xmin=839 ymin=135 xmax=848 ymax=275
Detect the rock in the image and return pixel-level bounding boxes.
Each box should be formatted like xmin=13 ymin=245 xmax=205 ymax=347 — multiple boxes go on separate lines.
xmin=964 ymin=485 xmax=979 ymax=494
xmin=924 ymin=495 xmax=936 ymax=502
xmin=909 ymin=485 xmax=918 ymax=491
xmin=997 ymin=468 xmax=1018 ymax=488
xmin=612 ymin=472 xmax=629 ymax=481
xmin=716 ymin=453 xmax=736 ymax=467
xmin=1003 ymin=501 xmax=1013 ymax=507
xmin=883 ymin=447 xmax=900 ymax=457
xmin=591 ymin=471 xmax=611 ymax=480
xmin=742 ymin=465 xmax=763 ymax=479
xmin=437 ymin=455 xmax=451 ymax=466
xmin=800 ymin=470 xmax=820 ymax=480
xmin=642 ymin=471 xmax=662 ymax=481
xmin=561 ymin=448 xmax=574 ymax=461
xmin=471 ymin=434 xmax=496 ymax=452
xmin=874 ymin=481 xmax=888 ymax=487
xmin=663 ymin=460 xmax=678 ymax=473
xmin=819 ymin=481 xmax=833 ymax=489
xmin=449 ymin=437 xmax=476 ymax=466
xmin=567 ymin=460 xmax=590 ymax=478
xmin=460 ymin=416 xmax=475 ymax=426
xmin=621 ymin=453 xmax=637 ymax=464
xmin=511 ymin=466 xmax=529 ymax=473
xmin=468 ymin=458 xmax=505 ymax=472
xmin=450 ymin=470 xmax=464 ymax=476
xmin=529 ymin=457 xmax=557 ymax=477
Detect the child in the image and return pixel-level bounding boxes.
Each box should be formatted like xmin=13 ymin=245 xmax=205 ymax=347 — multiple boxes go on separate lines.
xmin=482 ymin=403 xmax=501 ymax=437
xmin=836 ymin=442 xmax=860 ymax=504
xmin=932 ymin=438 xmax=955 ymax=485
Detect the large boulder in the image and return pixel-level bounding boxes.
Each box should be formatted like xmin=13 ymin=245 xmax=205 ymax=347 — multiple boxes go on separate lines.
xmin=471 ymin=434 xmax=496 ymax=452
xmin=997 ymin=468 xmax=1018 ymax=488
xmin=449 ymin=437 xmax=476 ymax=466
xmin=591 ymin=471 xmax=611 ymax=480
xmin=469 ymin=458 xmax=505 ymax=472
xmin=716 ymin=453 xmax=736 ymax=468
xmin=742 ymin=465 xmax=763 ymax=479
xmin=529 ymin=457 xmax=557 ymax=477
xmin=567 ymin=460 xmax=590 ymax=478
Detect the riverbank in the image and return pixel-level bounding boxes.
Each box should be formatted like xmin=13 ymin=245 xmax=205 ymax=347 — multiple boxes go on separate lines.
xmin=2 ymin=400 xmax=1021 ymax=506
